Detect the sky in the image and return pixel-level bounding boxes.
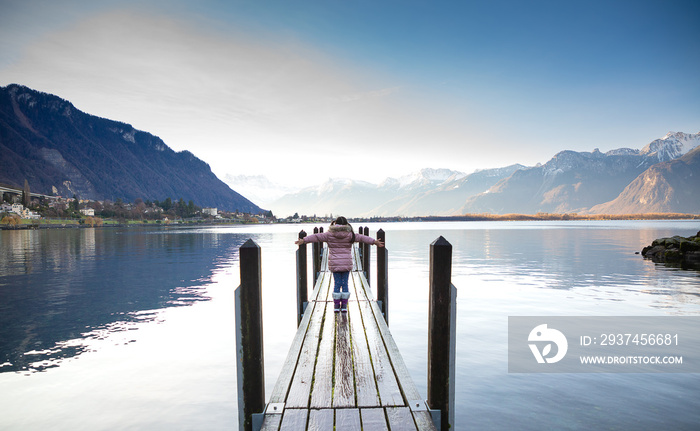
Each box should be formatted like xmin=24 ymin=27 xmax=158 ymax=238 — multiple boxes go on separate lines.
xmin=1 ymin=0 xmax=699 ymax=188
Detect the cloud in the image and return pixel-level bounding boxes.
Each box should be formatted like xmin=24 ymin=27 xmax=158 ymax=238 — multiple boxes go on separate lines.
xmin=335 ymin=87 xmax=400 ymax=103
xmin=0 ymin=9 xmax=474 ymax=184
xmin=2 ymin=2 xmax=699 ymax=189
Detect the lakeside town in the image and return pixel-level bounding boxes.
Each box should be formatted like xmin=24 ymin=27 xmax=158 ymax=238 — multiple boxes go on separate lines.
xmin=0 ymin=183 xmax=278 ymax=228
xmin=3 ymin=192 xmax=698 ymax=231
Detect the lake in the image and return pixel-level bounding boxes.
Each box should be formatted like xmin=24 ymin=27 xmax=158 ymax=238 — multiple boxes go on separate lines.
xmin=1 ymin=220 xmax=699 ymax=430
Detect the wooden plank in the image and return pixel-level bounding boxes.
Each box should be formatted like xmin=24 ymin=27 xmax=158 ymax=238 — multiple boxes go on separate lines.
xmin=279 ymin=409 xmax=308 ymax=431
xmin=266 ymin=298 xmax=319 ymax=404
xmin=352 ymin=244 xmax=360 ymax=271
xmin=320 ymin=246 xmax=329 ymax=271
xmin=307 ymin=409 xmax=333 ymax=431
xmin=386 ymin=407 xmax=417 ymax=431
xmin=361 ymin=272 xmax=421 ymax=400
xmin=335 ymin=408 xmax=361 ymax=431
xmin=267 ymin=257 xmax=330 ymax=405
xmin=356 ymin=270 xmax=438 ymax=431
xmin=285 ymin=288 xmax=327 ymax=407
xmin=352 ymin=272 xmax=404 ymax=406
xmin=310 ymin=266 xmax=331 ymax=302
xmin=317 ymin=271 xmax=331 ymax=301
xmin=412 ymin=411 xmax=438 ymax=431
xmin=268 ymin=251 xmax=332 ymax=405
xmin=349 ymin=267 xmax=370 ymax=302
xmin=347 ymin=284 xmax=380 ymax=407
xmin=360 ymin=408 xmax=389 ymax=431
xmin=260 ymin=414 xmax=281 ymax=431
xmin=310 ymin=302 xmax=334 ymax=408
xmin=333 ymin=312 xmax=355 ymax=407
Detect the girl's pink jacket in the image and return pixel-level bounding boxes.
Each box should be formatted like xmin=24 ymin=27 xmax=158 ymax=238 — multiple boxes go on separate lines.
xmin=302 ymin=224 xmax=376 ymax=272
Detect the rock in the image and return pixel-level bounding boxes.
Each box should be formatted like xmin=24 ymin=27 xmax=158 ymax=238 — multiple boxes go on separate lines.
xmin=685 ymin=251 xmax=700 ymax=267
xmin=641 ymin=232 xmax=700 ymax=270
xmin=680 ymin=240 xmax=700 ymax=253
xmin=664 ymin=249 xmax=682 ymax=262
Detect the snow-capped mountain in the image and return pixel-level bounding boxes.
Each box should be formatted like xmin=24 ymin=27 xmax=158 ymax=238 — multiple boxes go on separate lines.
xmin=367 ymin=165 xmax=524 ymax=216
xmin=269 ymin=177 xmax=387 ymax=218
xmin=222 ymin=174 xmax=300 ymax=209
xmin=640 ymin=132 xmax=700 ymax=162
xmin=392 ymin=168 xmax=466 ymax=189
xmin=232 ymin=131 xmax=699 ymax=218
xmin=267 ymin=167 xmax=518 ymax=217
xmin=461 ymin=132 xmax=700 ymax=215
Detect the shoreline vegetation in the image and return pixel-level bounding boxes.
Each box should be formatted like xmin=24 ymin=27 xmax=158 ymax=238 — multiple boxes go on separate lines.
xmin=374 ymin=213 xmax=700 ymax=222
xmin=2 ymin=212 xmax=698 ymax=230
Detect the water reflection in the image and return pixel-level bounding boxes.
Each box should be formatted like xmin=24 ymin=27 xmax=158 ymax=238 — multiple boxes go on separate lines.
xmin=1 ymin=221 xmax=699 ymax=430
xmin=378 ymin=221 xmax=700 ymax=430
xmin=0 ymin=227 xmax=249 ymax=373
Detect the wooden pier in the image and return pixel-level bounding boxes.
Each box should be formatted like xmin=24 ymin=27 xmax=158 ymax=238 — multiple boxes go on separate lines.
xmin=236 ymin=231 xmax=455 ymax=431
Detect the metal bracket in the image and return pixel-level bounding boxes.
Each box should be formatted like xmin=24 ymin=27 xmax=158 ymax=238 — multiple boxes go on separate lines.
xmin=266 ymin=403 xmax=285 ymax=414
xmin=252 ymin=413 xmax=264 ymax=431
xmin=252 ymin=403 xmax=285 ymax=431
xmin=427 ymin=402 xmax=442 ymax=431
xmin=377 ymin=300 xmax=384 ymax=316
xmin=408 ymin=399 xmax=428 ymax=412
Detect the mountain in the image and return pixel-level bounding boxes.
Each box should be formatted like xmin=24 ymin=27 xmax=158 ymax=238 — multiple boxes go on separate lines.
xmin=459 ymin=132 xmax=700 ymax=215
xmin=269 ymin=177 xmax=386 ymax=218
xmin=588 ymin=145 xmax=700 ymax=214
xmin=366 ymin=165 xmax=524 ymax=216
xmin=0 ymin=84 xmax=262 ymax=213
xmin=263 ymin=131 xmax=699 ymax=218
xmin=266 ymin=166 xmax=523 ymax=217
xmin=640 ymin=131 xmax=700 ymax=162
xmin=222 ymin=174 xmax=299 ymax=209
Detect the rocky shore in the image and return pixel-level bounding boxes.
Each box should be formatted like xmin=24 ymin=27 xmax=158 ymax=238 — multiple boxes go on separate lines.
xmin=641 ymin=231 xmax=700 ymax=270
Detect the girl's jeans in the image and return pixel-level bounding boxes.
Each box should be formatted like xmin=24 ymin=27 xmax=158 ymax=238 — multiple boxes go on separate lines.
xmin=333 ymin=271 xmax=350 ymax=309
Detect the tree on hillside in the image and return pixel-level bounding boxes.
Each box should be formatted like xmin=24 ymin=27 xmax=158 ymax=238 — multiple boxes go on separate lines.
xmin=70 ymin=195 xmax=80 ymax=213
xmin=188 ymin=200 xmax=196 ymax=217
xmin=22 ymin=180 xmax=30 ymax=207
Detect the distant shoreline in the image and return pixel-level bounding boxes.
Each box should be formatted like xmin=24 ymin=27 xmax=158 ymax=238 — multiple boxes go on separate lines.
xmin=2 ymin=213 xmax=698 ymax=230
xmin=369 ymin=213 xmax=700 ymax=223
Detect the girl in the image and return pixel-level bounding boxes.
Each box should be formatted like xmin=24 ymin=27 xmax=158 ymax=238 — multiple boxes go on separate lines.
xmin=295 ymin=216 xmax=384 ymax=312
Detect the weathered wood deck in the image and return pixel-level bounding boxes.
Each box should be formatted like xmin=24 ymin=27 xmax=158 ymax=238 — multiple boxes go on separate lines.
xmin=259 ymin=246 xmax=437 ymax=431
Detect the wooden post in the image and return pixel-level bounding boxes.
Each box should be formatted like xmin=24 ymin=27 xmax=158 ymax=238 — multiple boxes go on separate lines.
xmin=318 ymin=227 xmax=324 ymax=277
xmin=235 ymin=239 xmax=265 ymax=431
xmin=357 ymin=225 xmax=364 ymax=262
xmin=363 ymin=226 xmax=371 ymax=281
xmin=296 ymin=230 xmax=308 ymax=326
xmin=312 ymin=227 xmax=320 ymax=286
xmin=427 ymin=236 xmax=456 ymax=431
xmin=376 ymin=229 xmax=388 ymax=324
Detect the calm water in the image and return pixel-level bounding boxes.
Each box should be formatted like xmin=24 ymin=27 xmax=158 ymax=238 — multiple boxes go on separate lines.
xmin=1 ymin=221 xmax=699 ymax=430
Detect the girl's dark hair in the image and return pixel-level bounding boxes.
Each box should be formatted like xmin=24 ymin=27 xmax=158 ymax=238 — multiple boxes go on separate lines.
xmin=333 ymin=216 xmax=355 ymax=242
